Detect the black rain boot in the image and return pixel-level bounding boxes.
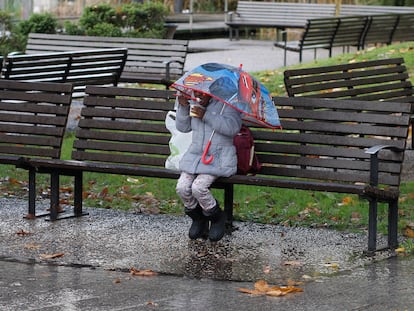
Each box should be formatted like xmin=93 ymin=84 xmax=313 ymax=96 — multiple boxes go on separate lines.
xmin=203 ymin=202 xmax=226 ymax=242
xmin=185 ymin=205 xmax=209 ymax=240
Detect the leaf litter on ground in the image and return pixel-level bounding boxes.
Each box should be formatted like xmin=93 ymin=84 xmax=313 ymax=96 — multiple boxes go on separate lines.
xmin=238 ymin=279 xmax=303 ymax=297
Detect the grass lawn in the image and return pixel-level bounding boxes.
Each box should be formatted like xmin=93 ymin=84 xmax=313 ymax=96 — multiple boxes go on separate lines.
xmin=1 ymin=41 xmax=414 ymax=251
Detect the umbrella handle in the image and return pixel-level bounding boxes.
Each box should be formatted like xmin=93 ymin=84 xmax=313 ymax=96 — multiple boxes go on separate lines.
xmin=202 ymin=140 xmax=214 ymax=164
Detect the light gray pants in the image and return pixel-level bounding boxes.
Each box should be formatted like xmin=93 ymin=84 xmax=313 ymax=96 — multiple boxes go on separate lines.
xmin=176 ymin=172 xmax=217 ymax=211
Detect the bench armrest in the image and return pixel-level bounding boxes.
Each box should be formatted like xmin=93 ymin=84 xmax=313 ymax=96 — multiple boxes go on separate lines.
xmin=227 ymin=11 xmax=240 ymax=22
xmin=365 ymin=145 xmax=404 ymax=186
xmin=163 ymin=60 xmax=184 ymax=81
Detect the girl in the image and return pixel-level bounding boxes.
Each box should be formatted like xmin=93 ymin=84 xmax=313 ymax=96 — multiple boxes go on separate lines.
xmin=175 ymin=90 xmax=242 ymax=242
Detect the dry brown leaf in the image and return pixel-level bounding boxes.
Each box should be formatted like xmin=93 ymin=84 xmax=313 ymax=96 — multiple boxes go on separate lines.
xmin=113 ymin=277 xmax=121 ymax=284
xmin=237 ymin=288 xmax=264 ymax=295
xmin=238 ymin=280 xmax=303 ymax=297
xmin=266 ymin=290 xmax=286 ymax=297
xmin=403 ymin=226 xmax=414 ymax=238
xmin=8 ymin=177 xmax=22 ymax=185
xmin=16 ymin=229 xmax=32 ymax=236
xmin=99 ymin=186 xmax=109 ymax=198
xmin=40 ymin=252 xmax=65 ymax=259
xmin=130 ymin=267 xmax=158 ymax=277
xmin=254 ymin=279 xmax=270 ymax=292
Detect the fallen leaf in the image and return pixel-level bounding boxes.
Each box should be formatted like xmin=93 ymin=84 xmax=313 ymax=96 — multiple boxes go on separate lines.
xmin=254 ymin=279 xmax=270 ymax=292
xmin=403 ymin=226 xmax=414 ymax=238
xmin=146 ymin=301 xmax=158 ymax=306
xmin=130 ymin=267 xmax=158 ymax=277
xmin=40 ymin=252 xmax=65 ymax=259
xmin=99 ymin=187 xmax=109 ymax=198
xmin=113 ymin=277 xmax=121 ymax=284
xmin=237 ymin=287 xmax=263 ymax=295
xmin=238 ymin=280 xmax=303 ymax=297
xmin=266 ymin=289 xmax=285 ymax=297
xmin=395 ymin=247 xmax=406 ymax=253
xmin=16 ymin=229 xmax=32 ymax=236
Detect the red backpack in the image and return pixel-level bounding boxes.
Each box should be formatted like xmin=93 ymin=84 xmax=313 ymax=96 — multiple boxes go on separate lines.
xmin=233 ymin=125 xmax=262 ymax=175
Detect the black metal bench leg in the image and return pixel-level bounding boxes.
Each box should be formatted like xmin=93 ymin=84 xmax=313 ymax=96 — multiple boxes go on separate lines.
xmin=49 ymin=171 xmax=60 ymax=221
xmin=368 ymin=198 xmax=378 ymax=253
xmin=388 ymin=199 xmax=398 ymax=249
xmin=224 ymin=184 xmax=234 ymax=233
xmin=74 ymin=171 xmax=87 ymax=217
xmin=27 ymin=168 xmax=36 ymax=217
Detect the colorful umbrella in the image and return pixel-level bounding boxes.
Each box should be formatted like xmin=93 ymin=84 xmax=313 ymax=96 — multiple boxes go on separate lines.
xmin=171 ymin=63 xmax=281 ymax=129
xmin=171 ymin=63 xmax=281 ymax=164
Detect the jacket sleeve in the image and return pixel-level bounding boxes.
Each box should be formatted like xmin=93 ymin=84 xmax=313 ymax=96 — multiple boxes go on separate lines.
xmin=175 ymin=98 xmax=192 ymax=133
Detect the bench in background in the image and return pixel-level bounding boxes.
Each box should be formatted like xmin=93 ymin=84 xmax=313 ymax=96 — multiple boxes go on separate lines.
xmin=274 ymin=13 xmax=413 ymax=66
xmin=226 ymin=1 xmax=336 ymax=40
xmin=25 ymin=33 xmax=189 ymax=88
xmin=0 ymin=80 xmax=73 ymax=218
xmin=2 ymin=48 xmax=127 ymax=98
xmin=283 ymin=57 xmax=414 ymax=147
xmin=27 ymin=86 xmax=411 ymax=252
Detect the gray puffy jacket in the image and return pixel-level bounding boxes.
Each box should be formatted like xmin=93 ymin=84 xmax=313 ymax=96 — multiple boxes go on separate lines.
xmin=176 ymin=98 xmax=242 ymax=177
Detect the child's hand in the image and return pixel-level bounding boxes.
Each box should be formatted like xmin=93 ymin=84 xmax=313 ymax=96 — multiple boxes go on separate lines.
xmin=190 ymin=105 xmax=206 ymax=119
xmin=178 ymin=95 xmax=189 ymax=106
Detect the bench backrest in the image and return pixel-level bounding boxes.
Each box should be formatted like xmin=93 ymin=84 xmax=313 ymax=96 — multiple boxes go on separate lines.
xmin=0 ymin=80 xmax=73 ymax=161
xmin=361 ymin=14 xmax=399 ymax=47
xmin=331 ymin=15 xmax=369 ymax=49
xmin=73 ymin=86 xmax=410 ymax=190
xmin=255 ymin=96 xmax=411 ymax=188
xmin=392 ymin=13 xmax=414 ymax=42
xmin=339 ymin=4 xmax=414 ymax=16
xmin=2 ymin=48 xmax=127 ymax=98
xmin=26 ymin=33 xmax=189 ymax=86
xmin=283 ymin=57 xmax=414 ymax=103
xmin=299 ymin=18 xmax=339 ymax=50
xmin=72 ymin=86 xmax=176 ymax=168
xmin=231 ymin=1 xmax=336 ymax=27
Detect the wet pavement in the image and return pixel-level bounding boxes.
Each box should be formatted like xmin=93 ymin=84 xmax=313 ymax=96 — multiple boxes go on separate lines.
xmin=1 ymin=198 xmax=414 ymax=310
xmin=1 ymin=255 xmax=414 ymax=311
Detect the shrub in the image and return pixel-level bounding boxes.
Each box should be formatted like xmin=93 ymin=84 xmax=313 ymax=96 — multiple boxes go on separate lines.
xmin=0 ymin=10 xmax=26 ymax=55
xmin=85 ymin=22 xmax=123 ymax=37
xmin=16 ymin=13 xmax=58 ymax=35
xmin=63 ymin=2 xmax=168 ymax=38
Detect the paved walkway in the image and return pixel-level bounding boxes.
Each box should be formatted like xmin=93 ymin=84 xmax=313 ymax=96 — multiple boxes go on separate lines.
xmin=1 ymin=197 xmax=413 ymax=310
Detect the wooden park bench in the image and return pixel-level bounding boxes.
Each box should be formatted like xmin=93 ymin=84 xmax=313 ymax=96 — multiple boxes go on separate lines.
xmin=26 ymin=85 xmax=411 ymax=252
xmin=226 ymin=1 xmax=336 ymax=40
xmin=2 ymin=48 xmax=127 ymax=98
xmin=283 ymin=57 xmax=414 ymax=147
xmin=0 ymin=79 xmax=73 ymax=218
xmin=25 ymin=33 xmax=189 ymax=88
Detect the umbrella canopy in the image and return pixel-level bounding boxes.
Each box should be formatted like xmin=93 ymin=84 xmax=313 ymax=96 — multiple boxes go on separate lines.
xmin=171 ymin=63 xmax=281 ymax=129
